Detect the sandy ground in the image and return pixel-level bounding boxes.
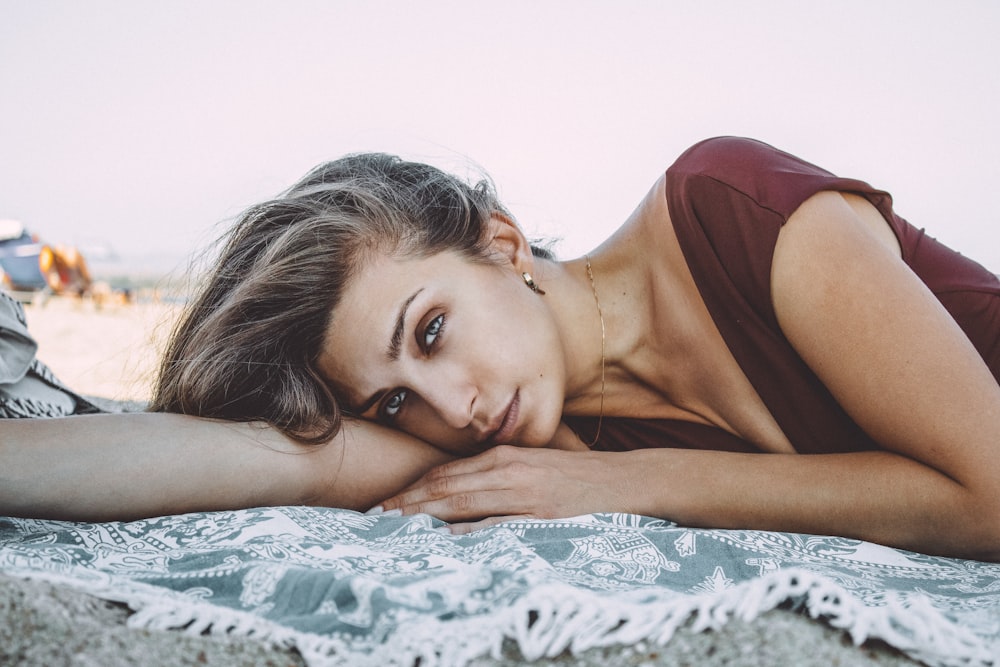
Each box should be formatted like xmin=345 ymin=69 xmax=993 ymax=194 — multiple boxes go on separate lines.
xmin=1 ymin=572 xmax=919 ymax=667
xmin=20 ymin=294 xmax=183 ymax=402
xmin=4 ymin=294 xmax=923 ymax=665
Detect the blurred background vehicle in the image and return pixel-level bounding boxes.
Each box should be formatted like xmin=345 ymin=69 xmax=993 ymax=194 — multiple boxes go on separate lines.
xmin=0 ymin=219 xmax=91 ymax=301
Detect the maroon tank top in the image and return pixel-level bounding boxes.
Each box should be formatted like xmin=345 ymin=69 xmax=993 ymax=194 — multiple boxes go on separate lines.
xmin=566 ymin=137 xmax=1000 ymax=454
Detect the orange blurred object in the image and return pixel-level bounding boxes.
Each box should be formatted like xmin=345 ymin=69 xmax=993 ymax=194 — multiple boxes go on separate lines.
xmin=0 ymin=220 xmax=92 ymax=297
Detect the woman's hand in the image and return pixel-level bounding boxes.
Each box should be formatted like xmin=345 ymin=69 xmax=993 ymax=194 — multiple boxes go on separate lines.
xmin=377 ymin=445 xmax=635 ymax=534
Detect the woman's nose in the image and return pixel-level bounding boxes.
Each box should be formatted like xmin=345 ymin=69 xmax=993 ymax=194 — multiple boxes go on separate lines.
xmin=417 ymin=369 xmax=474 ymax=430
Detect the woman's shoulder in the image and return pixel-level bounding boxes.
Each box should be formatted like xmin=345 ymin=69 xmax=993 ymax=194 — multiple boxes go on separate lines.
xmin=668 ymin=136 xmax=788 ymax=175
xmin=668 ymin=136 xmax=836 ymax=186
xmin=609 ymin=137 xmax=798 ymax=257
xmin=665 ymin=137 xmax=885 ymax=222
xmin=663 ymin=137 xmax=800 ymax=223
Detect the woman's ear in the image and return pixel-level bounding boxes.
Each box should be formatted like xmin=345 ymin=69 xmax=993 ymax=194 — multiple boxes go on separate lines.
xmin=486 ymin=212 xmax=535 ymax=273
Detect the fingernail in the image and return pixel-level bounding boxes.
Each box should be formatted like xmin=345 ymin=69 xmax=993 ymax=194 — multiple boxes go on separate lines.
xmin=434 ymin=526 xmax=452 ymax=535
xmin=365 ymin=505 xmax=384 ymax=515
xmin=382 ymin=508 xmax=403 ymax=517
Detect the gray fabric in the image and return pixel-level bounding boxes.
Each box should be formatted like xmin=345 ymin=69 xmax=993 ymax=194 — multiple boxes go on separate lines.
xmin=0 ymin=290 xmax=100 ymax=417
xmin=0 ymin=290 xmax=37 ymax=384
xmin=1 ymin=508 xmax=996 ymax=667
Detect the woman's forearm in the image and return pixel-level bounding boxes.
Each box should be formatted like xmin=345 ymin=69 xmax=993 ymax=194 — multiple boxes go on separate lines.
xmin=0 ymin=413 xmax=450 ymax=522
xmin=354 ymin=437 xmax=998 ymax=559
xmin=625 ymin=447 xmax=995 ymax=560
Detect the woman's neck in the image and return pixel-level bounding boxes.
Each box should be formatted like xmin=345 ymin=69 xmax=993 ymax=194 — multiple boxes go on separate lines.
xmin=536 ymin=252 xmax=649 ymax=418
xmin=543 ymin=175 xmax=705 ymax=421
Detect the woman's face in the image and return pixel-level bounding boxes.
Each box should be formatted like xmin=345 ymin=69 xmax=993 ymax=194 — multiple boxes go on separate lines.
xmin=319 ymin=248 xmax=568 ymax=455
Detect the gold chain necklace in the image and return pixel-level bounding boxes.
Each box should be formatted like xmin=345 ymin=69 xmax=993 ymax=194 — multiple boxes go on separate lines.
xmin=584 ymin=255 xmax=606 ymax=446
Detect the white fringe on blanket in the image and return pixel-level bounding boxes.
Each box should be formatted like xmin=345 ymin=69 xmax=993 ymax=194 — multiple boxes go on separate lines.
xmin=6 ymin=565 xmax=993 ymax=667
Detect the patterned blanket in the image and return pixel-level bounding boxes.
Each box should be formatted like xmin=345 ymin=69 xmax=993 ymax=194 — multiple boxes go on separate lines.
xmin=1 ymin=508 xmax=997 ymax=666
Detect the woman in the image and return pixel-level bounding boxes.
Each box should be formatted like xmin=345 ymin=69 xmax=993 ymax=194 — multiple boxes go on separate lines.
xmin=6 ymin=137 xmax=1000 ymax=559
xmin=148 ymin=135 xmax=1000 ymax=559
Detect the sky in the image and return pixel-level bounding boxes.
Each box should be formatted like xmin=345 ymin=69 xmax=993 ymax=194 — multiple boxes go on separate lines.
xmin=2 ymin=0 xmax=999 ymax=278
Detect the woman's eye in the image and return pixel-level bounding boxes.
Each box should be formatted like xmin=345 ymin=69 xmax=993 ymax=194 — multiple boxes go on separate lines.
xmin=381 ymin=390 xmax=408 ymax=420
xmin=423 ymin=314 xmax=444 ymax=350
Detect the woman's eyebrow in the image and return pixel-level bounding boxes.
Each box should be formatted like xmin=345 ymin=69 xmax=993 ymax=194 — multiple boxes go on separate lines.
xmin=387 ymin=288 xmax=424 ymax=361
xmin=351 ymin=288 xmax=425 ymax=417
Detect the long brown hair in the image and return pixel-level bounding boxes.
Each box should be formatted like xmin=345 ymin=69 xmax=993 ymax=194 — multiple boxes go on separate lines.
xmin=150 ymin=153 xmax=532 ymax=444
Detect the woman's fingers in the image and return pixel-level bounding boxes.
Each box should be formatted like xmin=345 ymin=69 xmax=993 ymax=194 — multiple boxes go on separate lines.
xmin=424 ymin=444 xmax=519 ymax=476
xmin=446 ymin=515 xmax=534 ymax=535
xmin=373 ymin=446 xmax=623 ymax=525
xmin=387 ymin=477 xmax=530 ymax=522
xmin=379 ymin=447 xmax=507 ymax=501
xmin=379 ymin=446 xmax=546 ymax=520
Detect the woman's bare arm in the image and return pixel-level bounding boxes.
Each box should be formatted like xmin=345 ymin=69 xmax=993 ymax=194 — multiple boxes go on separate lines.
xmin=0 ymin=412 xmax=451 ymax=522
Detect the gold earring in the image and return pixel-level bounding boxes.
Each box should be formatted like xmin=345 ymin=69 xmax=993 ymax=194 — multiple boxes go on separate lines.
xmin=521 ymin=272 xmax=545 ymax=294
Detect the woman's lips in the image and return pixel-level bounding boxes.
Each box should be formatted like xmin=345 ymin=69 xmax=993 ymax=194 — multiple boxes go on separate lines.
xmin=491 ymin=390 xmax=520 ymax=445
